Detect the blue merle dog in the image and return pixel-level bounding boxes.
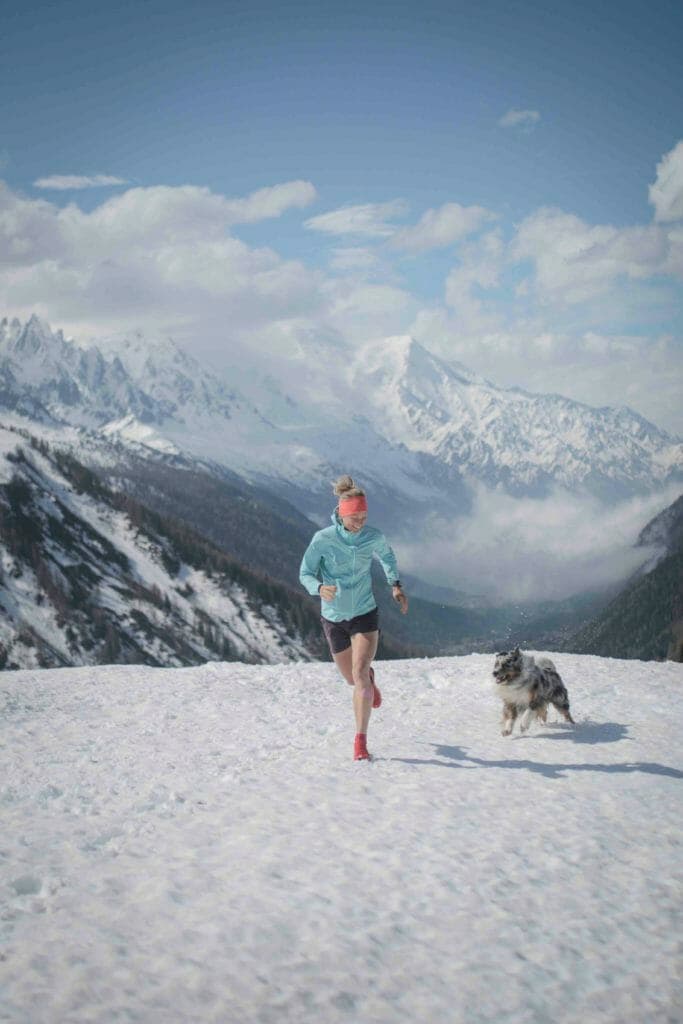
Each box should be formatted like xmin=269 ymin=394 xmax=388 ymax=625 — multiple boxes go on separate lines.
xmin=492 ymin=648 xmax=574 ymax=735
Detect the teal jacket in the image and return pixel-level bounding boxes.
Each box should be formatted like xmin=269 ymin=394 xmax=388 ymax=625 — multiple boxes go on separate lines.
xmin=299 ymin=512 xmax=400 ymax=622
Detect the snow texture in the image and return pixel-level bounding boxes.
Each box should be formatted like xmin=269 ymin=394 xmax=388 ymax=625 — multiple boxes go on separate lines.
xmin=1 ymin=652 xmax=682 ymax=1023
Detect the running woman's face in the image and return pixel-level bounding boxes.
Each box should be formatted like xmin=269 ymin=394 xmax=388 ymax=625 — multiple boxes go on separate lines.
xmin=341 ymin=512 xmax=367 ymax=533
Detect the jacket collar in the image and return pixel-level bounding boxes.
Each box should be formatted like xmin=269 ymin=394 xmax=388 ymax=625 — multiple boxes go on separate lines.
xmin=331 ymin=510 xmax=366 ymax=545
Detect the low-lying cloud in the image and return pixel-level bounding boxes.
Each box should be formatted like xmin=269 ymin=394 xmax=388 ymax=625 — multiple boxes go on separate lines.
xmin=398 ymin=485 xmax=680 ymax=604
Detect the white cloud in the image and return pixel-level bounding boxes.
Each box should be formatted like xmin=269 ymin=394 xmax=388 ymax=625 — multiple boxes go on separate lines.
xmin=393 ymin=202 xmax=495 ymax=252
xmin=305 ymin=200 xmax=407 ymax=238
xmin=399 ymin=485 xmax=678 ymax=603
xmin=323 ymin=280 xmax=415 ymax=340
xmin=498 ymin=109 xmax=541 ymax=131
xmin=510 ymin=208 xmax=676 ymax=304
xmin=221 ymin=180 xmax=317 ymax=223
xmin=329 ymin=247 xmax=379 ymax=272
xmin=33 ymin=175 xmax=128 ymax=190
xmin=0 ymin=180 xmax=324 ymax=350
xmin=0 ymin=183 xmax=67 ymax=265
xmin=0 ymin=178 xmax=412 ymax=362
xmin=443 ymin=230 xmax=505 ymax=331
xmin=649 ymin=140 xmax=683 ymax=223
xmin=76 ymin=186 xmax=234 ymax=243
xmin=666 ymin=224 xmax=683 ymax=277
xmin=78 ymin=181 xmax=317 ymax=241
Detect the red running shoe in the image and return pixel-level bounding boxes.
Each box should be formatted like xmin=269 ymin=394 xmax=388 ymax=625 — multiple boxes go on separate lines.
xmin=354 ymin=733 xmax=371 ymax=760
xmin=369 ymin=666 xmax=382 ymax=709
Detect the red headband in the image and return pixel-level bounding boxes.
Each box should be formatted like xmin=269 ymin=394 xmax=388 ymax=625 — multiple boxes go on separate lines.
xmin=338 ymin=495 xmax=368 ymax=516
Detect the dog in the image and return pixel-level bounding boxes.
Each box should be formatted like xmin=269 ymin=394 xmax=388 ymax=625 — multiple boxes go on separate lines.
xmin=492 ymin=648 xmax=574 ymax=735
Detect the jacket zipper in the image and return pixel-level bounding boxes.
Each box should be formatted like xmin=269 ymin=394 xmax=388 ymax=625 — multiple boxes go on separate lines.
xmin=351 ymin=547 xmax=356 ymax=617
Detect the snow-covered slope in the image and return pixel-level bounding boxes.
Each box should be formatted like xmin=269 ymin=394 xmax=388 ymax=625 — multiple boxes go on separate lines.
xmin=1 ymin=653 xmax=681 ymax=1023
xmin=0 ymin=424 xmax=322 ymax=669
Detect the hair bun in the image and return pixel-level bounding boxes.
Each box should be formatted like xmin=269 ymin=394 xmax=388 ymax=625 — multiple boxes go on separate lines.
xmin=333 ymin=474 xmax=356 ymax=497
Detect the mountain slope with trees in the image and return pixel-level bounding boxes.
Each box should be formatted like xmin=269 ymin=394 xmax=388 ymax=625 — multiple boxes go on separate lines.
xmin=0 ymin=428 xmax=331 ymax=670
xmin=570 ymin=494 xmax=683 ymax=660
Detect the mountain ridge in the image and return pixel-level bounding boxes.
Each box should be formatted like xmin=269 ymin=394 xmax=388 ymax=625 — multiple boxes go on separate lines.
xmin=2 ymin=317 xmax=680 ymax=520
xmin=1 ymin=314 xmax=681 ymax=617
xmin=357 ymin=334 xmax=682 ymax=500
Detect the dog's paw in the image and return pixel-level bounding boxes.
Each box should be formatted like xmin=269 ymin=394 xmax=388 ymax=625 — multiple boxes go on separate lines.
xmin=501 ymin=727 xmax=512 ymax=736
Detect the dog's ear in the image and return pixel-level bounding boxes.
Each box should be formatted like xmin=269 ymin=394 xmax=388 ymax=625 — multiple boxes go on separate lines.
xmin=514 ymin=646 xmax=521 ymax=655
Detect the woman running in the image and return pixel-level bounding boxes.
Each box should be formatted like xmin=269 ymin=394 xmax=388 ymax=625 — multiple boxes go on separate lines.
xmin=299 ymin=475 xmax=408 ymax=761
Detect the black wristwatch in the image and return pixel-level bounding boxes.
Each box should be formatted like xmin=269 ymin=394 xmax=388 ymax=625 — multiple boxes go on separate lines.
xmin=392 ymin=580 xmax=402 ymax=588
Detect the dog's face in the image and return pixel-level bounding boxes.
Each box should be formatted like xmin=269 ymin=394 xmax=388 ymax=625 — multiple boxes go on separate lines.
xmin=493 ymin=648 xmax=523 ymax=684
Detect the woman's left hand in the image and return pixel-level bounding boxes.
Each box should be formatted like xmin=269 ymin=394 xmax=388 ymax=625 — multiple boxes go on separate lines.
xmin=392 ymin=584 xmax=409 ymax=615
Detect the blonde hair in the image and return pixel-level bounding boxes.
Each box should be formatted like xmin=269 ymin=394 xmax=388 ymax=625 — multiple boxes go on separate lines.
xmin=332 ymin=474 xmax=366 ymax=499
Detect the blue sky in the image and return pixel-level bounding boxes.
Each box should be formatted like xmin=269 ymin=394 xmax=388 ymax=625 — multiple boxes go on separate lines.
xmin=2 ymin=0 xmax=682 ymax=430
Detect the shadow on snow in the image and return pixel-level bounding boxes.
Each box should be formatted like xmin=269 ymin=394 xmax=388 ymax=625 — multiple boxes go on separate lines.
xmin=390 ymin=724 xmax=683 ymax=780
xmin=537 ymin=721 xmax=628 ymax=745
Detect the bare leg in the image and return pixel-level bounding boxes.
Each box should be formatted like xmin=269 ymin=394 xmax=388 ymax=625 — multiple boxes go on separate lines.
xmin=332 ymin=645 xmax=355 ymax=687
xmin=350 ymin=630 xmax=379 ymax=736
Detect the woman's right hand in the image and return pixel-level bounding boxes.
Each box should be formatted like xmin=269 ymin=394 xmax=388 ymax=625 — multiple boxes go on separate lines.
xmin=319 ymin=585 xmax=337 ymax=602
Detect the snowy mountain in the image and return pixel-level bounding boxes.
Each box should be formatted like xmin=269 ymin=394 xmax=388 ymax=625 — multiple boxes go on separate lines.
xmin=94 ymin=327 xmax=263 ymax=425
xmin=0 ymin=315 xmax=272 ymax=442
xmin=0 ymin=315 xmax=157 ymax=426
xmin=355 ymin=335 xmax=683 ymax=500
xmin=2 ymin=653 xmax=682 ymax=1022
xmin=2 ymin=318 xmax=681 ymax=523
xmin=0 ymin=424 xmax=326 ymax=669
xmin=2 ymin=315 xmax=682 ymax=620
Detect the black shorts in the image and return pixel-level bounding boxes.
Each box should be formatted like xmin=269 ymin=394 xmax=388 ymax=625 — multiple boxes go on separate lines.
xmin=321 ymin=607 xmax=379 ymax=655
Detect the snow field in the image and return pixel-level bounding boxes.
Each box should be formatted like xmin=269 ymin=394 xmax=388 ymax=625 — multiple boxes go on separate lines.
xmin=1 ymin=653 xmax=682 ymax=1023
